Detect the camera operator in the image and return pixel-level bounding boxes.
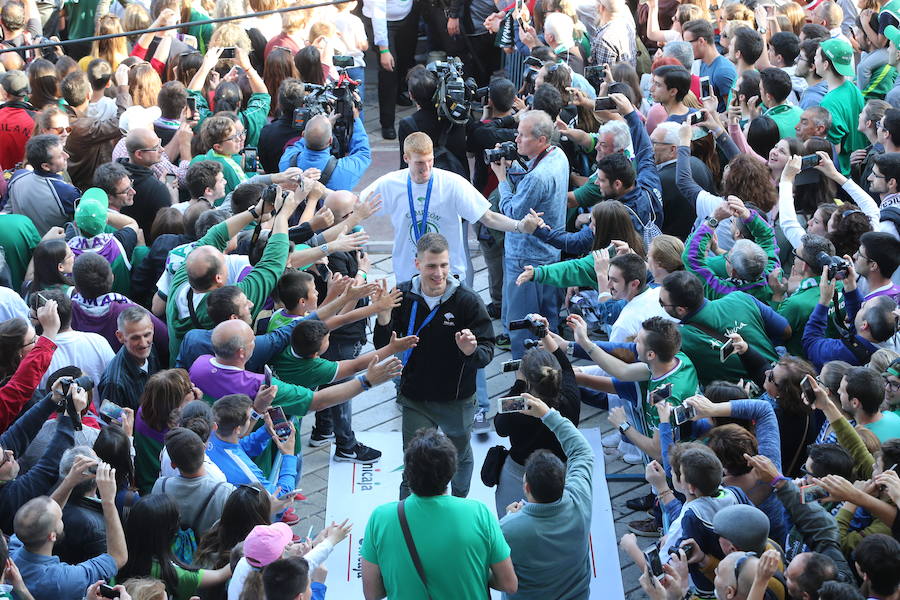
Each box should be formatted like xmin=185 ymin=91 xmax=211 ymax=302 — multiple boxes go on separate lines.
xmin=491 ymin=109 xmax=569 ymax=359
xmin=398 ymin=65 xmax=469 ymax=180
xmin=467 ymin=78 xmax=518 ymax=195
xmin=258 ymin=78 xmax=306 ymax=175
xmin=279 ymin=110 xmax=371 ymax=191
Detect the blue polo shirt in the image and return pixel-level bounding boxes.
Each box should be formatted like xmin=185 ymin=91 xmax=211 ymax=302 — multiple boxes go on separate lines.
xmin=9 ymin=536 xmax=117 ymax=600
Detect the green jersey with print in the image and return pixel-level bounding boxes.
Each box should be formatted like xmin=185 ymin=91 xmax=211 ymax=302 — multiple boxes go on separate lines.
xmin=645 ymin=352 xmax=700 ymax=430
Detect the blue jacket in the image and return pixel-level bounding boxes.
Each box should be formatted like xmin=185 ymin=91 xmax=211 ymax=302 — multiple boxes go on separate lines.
xmin=175 ymin=314 xmax=308 ymax=372
xmin=802 ymin=288 xmax=875 ymax=370
xmin=499 ymin=145 xmax=568 ymax=264
xmin=618 ymin=110 xmax=663 ymax=235
xmin=278 ymin=117 xmax=371 ymax=191
xmin=207 ymin=429 xmax=297 ymax=494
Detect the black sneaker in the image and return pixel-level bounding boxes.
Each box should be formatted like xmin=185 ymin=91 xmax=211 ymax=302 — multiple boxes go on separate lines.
xmin=625 ymin=492 xmax=656 ymax=512
xmin=487 ymin=302 xmax=502 ymax=320
xmin=309 ymin=431 xmax=335 ymax=447
xmin=334 ymin=443 xmax=382 ymax=464
xmin=627 ymin=517 xmax=662 ymax=537
xmin=496 ymin=333 xmax=511 ymax=350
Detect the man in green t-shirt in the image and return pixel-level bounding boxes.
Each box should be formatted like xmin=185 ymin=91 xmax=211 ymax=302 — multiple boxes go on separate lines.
xmin=569 ymin=313 xmax=699 ymax=461
xmin=361 ymin=429 xmax=518 ymax=599
xmin=759 ymin=68 xmax=803 ymax=139
xmin=816 ymin=39 xmax=868 ymax=175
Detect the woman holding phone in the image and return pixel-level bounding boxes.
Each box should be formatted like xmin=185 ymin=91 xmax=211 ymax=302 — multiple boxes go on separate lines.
xmin=493 ymin=314 xmax=580 ymax=517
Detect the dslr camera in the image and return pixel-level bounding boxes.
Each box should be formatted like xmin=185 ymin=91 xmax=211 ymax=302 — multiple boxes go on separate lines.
xmin=509 ymin=314 xmax=548 ymax=338
xmin=484 ymin=141 xmax=520 ymax=164
xmin=815 ymin=251 xmax=850 ymax=280
xmin=58 ymin=375 xmax=93 ymax=431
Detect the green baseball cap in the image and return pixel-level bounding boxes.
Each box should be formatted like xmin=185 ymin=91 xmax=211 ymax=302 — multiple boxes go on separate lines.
xmin=819 ymin=38 xmax=855 ymax=78
xmin=75 ymin=188 xmax=109 ymax=237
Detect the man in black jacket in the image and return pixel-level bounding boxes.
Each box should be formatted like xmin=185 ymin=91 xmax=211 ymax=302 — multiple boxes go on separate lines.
xmin=374 ymin=232 xmax=495 ymax=499
xmin=650 ymin=121 xmax=715 ymax=240
xmin=119 ymin=128 xmax=172 ymax=233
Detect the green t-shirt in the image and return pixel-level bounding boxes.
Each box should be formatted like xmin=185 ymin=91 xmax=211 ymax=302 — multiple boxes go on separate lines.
xmin=150 ymin=559 xmax=202 ymax=600
xmin=272 ymin=349 xmax=339 ymax=390
xmin=865 ymin=411 xmax=900 ymax=443
xmin=266 ymin=308 xmax=303 ymax=332
xmin=571 ymin=173 xmax=603 ymax=209
xmin=646 ymin=352 xmax=700 ymax=430
xmin=763 ymin=103 xmax=803 ymax=140
xmin=775 ymin=277 xmax=844 ymax=358
xmin=360 ymin=494 xmax=510 ymax=600
xmin=65 ymin=0 xmax=98 ymax=39
xmin=820 ymin=80 xmax=868 ymax=175
xmin=0 ymin=214 xmax=40 ymax=292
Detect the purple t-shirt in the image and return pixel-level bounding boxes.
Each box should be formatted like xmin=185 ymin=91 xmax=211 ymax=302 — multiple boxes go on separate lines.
xmin=864 ymin=283 xmax=900 ymax=303
xmin=189 ymin=354 xmax=264 ymax=401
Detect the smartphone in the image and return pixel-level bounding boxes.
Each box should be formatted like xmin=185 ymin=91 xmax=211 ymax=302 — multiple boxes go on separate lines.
xmin=243 ymin=147 xmax=258 ymax=172
xmin=501 ymin=359 xmax=522 ymax=373
xmin=165 ymin=173 xmax=177 ymax=187
xmin=499 ymin=396 xmax=526 ymax=413
xmin=98 ymin=584 xmax=121 ymax=599
xmin=700 ymin=76 xmax=712 ymax=99
xmin=35 ymin=292 xmax=48 ymax=307
xmin=186 ymin=96 xmax=197 ymax=120
xmin=687 ymin=111 xmax=704 ymax=126
xmin=264 ymin=364 xmax=273 ymax=388
xmin=594 ymin=96 xmax=616 ymax=111
xmin=800 ymin=376 xmax=815 ymax=406
xmin=719 ymin=338 xmax=735 ymax=362
xmin=673 ymin=403 xmax=696 ymax=426
xmin=644 ymin=544 xmax=664 ymax=580
xmin=99 ymin=399 xmax=123 ymax=421
xmin=650 ymin=383 xmax=673 ymax=404
xmin=220 ymin=47 xmax=236 ymax=59
xmin=267 ymin=406 xmax=292 ymax=438
xmin=800 ymin=484 xmax=828 ymax=503
xmin=800 ymin=154 xmax=821 ymax=169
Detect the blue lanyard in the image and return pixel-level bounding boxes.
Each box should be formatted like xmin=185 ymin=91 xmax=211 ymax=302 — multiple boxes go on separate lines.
xmin=407 ymin=175 xmax=434 ymax=242
xmin=402 ymin=300 xmax=440 ymax=365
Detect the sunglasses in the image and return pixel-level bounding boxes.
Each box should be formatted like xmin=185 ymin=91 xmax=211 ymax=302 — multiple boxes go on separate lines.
xmin=48 ymin=126 xmax=72 ymax=135
xmin=733 ymin=551 xmax=757 ymax=596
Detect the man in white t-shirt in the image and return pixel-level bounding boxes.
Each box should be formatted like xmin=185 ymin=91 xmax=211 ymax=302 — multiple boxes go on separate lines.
xmin=360 ymin=131 xmax=529 ymax=284
xmin=34 ymin=290 xmax=115 ymax=390
xmin=604 ymin=253 xmax=676 ymax=343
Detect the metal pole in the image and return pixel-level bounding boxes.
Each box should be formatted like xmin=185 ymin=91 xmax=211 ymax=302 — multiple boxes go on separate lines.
xmin=0 ymin=0 xmax=353 ymax=55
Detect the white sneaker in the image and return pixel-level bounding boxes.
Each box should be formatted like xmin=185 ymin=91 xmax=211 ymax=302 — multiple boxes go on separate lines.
xmin=601 ymin=430 xmax=621 ymax=448
xmin=622 ymin=450 xmax=644 ymax=465
xmin=472 ymin=408 xmax=491 ymax=433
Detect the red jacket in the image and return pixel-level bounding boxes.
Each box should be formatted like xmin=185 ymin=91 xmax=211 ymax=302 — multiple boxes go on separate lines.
xmin=0 ymin=101 xmax=35 ymax=171
xmin=0 ymin=336 xmax=56 ymax=433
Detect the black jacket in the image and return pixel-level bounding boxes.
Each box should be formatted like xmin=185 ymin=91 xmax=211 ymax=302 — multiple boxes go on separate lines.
xmin=658 ymin=157 xmax=715 ymax=240
xmin=259 ymin=116 xmax=300 ymax=175
xmin=325 ymin=250 xmax=369 ymax=345
xmin=374 ymin=277 xmax=494 ymax=402
xmin=130 ymin=233 xmax=191 ymax=306
xmin=56 ymin=496 xmax=106 ymax=565
xmin=466 ymin=116 xmax=517 ymax=194
xmin=118 ymin=158 xmax=172 ymax=234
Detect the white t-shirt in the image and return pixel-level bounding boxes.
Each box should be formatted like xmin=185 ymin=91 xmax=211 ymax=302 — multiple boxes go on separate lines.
xmin=360 ymin=168 xmax=490 ymax=283
xmin=609 ymin=287 xmax=678 ymax=343
xmin=40 ymin=330 xmax=116 ymax=389
xmin=0 ymin=287 xmax=28 ymax=322
xmin=159 ymin=447 xmax=227 ymax=483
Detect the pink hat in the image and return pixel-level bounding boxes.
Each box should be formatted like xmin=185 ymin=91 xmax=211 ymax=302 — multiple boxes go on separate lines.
xmin=243 ymin=522 xmax=293 ymax=568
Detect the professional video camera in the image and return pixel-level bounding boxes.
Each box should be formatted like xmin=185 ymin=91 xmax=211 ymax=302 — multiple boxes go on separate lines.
xmin=58 ymin=375 xmax=93 ymax=431
xmin=427 ymin=57 xmax=477 ymax=125
xmin=291 ymin=55 xmax=361 ymax=157
xmin=509 ymin=314 xmax=548 ymax=338
xmin=816 ymin=252 xmax=851 ymax=280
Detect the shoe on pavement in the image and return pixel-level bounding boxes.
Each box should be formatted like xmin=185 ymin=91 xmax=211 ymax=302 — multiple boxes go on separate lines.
xmin=627 ymin=517 xmax=661 ymax=537
xmin=381 ymin=126 xmax=397 ymax=139
xmin=622 ymin=450 xmax=643 ymax=465
xmin=625 ymin=492 xmax=656 ymax=512
xmin=496 ymin=333 xmax=511 ymax=350
xmin=487 ymin=302 xmax=502 ymax=320
xmin=280 ymin=507 xmax=301 ymax=527
xmin=601 ymin=430 xmax=621 ymax=448
xmin=473 ymin=408 xmax=491 ymax=433
xmin=334 ymin=443 xmax=382 ymax=464
xmin=309 ymin=431 xmax=335 ymax=447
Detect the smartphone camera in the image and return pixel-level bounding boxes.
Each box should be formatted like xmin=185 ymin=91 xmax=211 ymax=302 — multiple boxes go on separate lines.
xmin=499 ymin=396 xmax=527 ymax=413
xmin=800 ymin=154 xmax=821 ymax=169
xmin=594 ymin=96 xmax=616 ymax=111
xmin=501 ymin=359 xmax=522 ymax=373
xmin=673 ymin=403 xmax=696 ymax=426
xmin=643 ymin=544 xmax=664 ymax=580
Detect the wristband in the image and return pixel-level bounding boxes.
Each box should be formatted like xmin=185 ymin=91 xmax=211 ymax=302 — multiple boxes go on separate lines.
xmin=248 ymin=206 xmax=260 ymax=219
xmin=319 ymin=243 xmax=329 ymax=255
xmin=356 ymin=374 xmax=372 ymax=390
xmin=770 ymin=475 xmax=788 ymax=488
xmin=250 ymin=409 xmax=263 ymax=421
xmin=379 ymin=48 xmax=390 ymax=54
xmin=358 ymin=270 xmax=368 ymax=280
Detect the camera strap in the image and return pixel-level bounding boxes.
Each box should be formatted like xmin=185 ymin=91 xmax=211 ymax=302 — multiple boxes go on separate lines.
xmin=402 ymin=299 xmax=441 ymax=365
xmin=407 ymin=175 xmax=434 ymax=242
xmin=397 ymin=500 xmax=433 ymax=600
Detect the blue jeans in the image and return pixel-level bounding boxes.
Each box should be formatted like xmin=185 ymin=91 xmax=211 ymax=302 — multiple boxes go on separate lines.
xmin=501 ymin=255 xmax=563 ymax=359
xmin=313 ymin=339 xmax=362 ymax=450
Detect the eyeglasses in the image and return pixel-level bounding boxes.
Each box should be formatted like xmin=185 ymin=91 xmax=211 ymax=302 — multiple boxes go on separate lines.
xmin=48 ymin=126 xmax=72 ymax=135
xmin=20 ymin=334 xmax=37 ymax=349
xmin=114 ymin=180 xmax=135 ymax=195
xmin=791 ymin=249 xmax=808 ymax=265
xmin=139 ymin=143 xmax=162 ymax=153
xmin=884 ymin=375 xmax=900 ymax=391
xmin=658 ymin=298 xmax=679 ymax=309
xmin=871 ymin=171 xmax=887 ymax=179
xmin=222 ymin=130 xmax=246 ymax=143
